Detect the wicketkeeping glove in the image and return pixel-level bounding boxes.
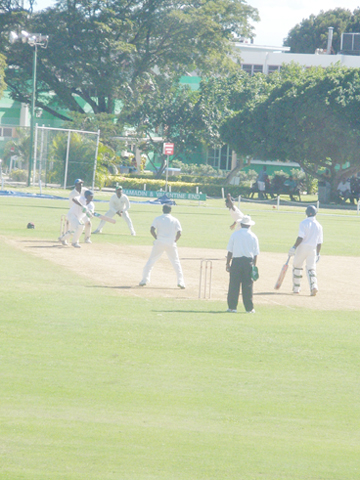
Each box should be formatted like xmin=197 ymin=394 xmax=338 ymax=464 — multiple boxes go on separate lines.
xmin=288 ymin=247 xmax=296 ymax=256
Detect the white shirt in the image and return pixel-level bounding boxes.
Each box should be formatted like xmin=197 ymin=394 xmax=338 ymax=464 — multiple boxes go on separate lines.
xmin=227 ymin=228 xmax=260 ymax=259
xmin=108 ymin=193 xmax=130 ymax=214
xmin=337 ymin=181 xmax=350 ymax=193
xmin=69 ymin=187 xmax=86 ymax=207
xmin=229 ymin=205 xmax=244 ymax=222
xmin=298 ymin=216 xmax=323 ymax=248
xmin=68 ymin=195 xmax=94 ymax=221
xmin=152 ymin=213 xmax=182 ymax=245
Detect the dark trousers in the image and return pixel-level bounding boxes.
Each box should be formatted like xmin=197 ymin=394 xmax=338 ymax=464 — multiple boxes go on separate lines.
xmin=227 ymin=257 xmax=254 ymax=312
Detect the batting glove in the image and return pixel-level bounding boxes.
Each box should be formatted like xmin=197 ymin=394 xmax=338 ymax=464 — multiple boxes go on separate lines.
xmin=82 ymin=207 xmax=88 ymax=213
xmin=288 ymin=247 xmax=296 ymax=256
xmin=86 ymin=212 xmax=93 ymax=218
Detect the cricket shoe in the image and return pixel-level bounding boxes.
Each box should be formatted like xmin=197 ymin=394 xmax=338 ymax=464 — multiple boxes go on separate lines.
xmin=72 ymin=242 xmax=81 ymax=248
xmin=131 ymin=231 xmax=136 ymax=236
xmin=85 ymin=237 xmax=92 ymax=244
xmin=226 ymin=309 xmax=237 ymax=313
xmin=311 ymin=287 xmax=318 ymax=297
xmin=246 ymin=309 xmax=256 ymax=314
xmin=58 ymin=236 xmax=68 ymax=246
xmin=139 ymin=282 xmax=146 ymax=286
xmin=177 ymin=284 xmax=185 ymax=289
xmin=92 ymin=230 xmax=102 ymax=234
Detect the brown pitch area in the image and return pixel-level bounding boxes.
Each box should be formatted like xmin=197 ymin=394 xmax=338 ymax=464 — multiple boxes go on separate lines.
xmin=4 ymin=236 xmax=360 ymax=311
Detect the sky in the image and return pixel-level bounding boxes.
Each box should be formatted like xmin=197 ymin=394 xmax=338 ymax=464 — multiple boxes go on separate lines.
xmin=33 ymin=0 xmax=360 ymax=47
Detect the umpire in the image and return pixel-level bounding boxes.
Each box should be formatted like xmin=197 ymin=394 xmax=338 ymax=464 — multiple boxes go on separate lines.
xmin=226 ymin=215 xmax=260 ymax=314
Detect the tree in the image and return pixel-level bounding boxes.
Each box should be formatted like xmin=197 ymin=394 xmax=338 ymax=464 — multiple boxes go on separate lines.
xmin=284 ymin=8 xmax=360 ymax=53
xmin=0 ymin=0 xmax=259 ymax=119
xmin=221 ymin=64 xmax=360 ymax=198
xmin=0 ymin=52 xmax=6 ymax=99
xmin=118 ymin=73 xmax=205 ymax=177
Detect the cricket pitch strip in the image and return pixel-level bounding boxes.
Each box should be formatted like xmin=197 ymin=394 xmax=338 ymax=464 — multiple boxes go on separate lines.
xmin=4 ymin=236 xmax=360 ymax=311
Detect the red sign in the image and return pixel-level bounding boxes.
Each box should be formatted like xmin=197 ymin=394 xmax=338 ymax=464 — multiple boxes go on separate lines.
xmin=163 ymin=142 xmax=174 ymax=155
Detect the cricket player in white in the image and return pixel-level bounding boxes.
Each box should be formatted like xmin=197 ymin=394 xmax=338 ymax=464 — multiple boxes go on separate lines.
xmin=68 ymin=178 xmax=86 ymax=207
xmin=67 ymin=178 xmax=92 ymax=236
xmin=139 ymin=204 xmax=185 ymax=288
xmin=288 ymin=205 xmax=323 ymax=296
xmin=225 ymin=194 xmax=244 ymax=230
xmin=93 ymin=186 xmax=135 ymax=235
xmin=58 ymin=190 xmax=95 ymax=248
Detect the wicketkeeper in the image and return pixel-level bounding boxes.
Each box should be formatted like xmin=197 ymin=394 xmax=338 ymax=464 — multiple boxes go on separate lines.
xmin=288 ymin=205 xmax=323 ymax=296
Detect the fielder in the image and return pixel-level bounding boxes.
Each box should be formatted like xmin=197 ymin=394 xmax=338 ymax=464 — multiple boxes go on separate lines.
xmin=226 ymin=215 xmax=259 ymax=313
xmin=225 ymin=194 xmax=244 ymax=230
xmin=288 ymin=205 xmax=323 ymax=296
xmin=139 ymin=204 xmax=185 ymax=289
xmin=58 ymin=190 xmax=94 ymax=248
xmin=93 ymin=186 xmax=136 ymax=236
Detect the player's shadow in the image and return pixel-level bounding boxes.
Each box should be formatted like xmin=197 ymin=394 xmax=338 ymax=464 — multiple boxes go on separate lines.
xmin=153 ymin=309 xmax=233 ymax=314
xmin=254 ymin=291 xmax=296 ymax=296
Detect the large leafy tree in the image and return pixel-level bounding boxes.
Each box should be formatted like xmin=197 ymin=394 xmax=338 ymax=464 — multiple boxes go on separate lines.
xmin=221 ymin=64 xmax=360 ymax=197
xmin=284 ymin=8 xmax=360 ymax=53
xmin=118 ymin=73 xmax=204 ymax=176
xmin=0 ymin=0 xmax=259 ymax=119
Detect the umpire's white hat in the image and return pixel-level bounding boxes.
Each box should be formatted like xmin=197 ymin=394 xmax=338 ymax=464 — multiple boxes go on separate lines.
xmin=240 ymin=215 xmax=255 ymax=226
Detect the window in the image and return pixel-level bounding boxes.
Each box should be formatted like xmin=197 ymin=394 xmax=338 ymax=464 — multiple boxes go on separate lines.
xmin=241 ymin=64 xmax=263 ymax=75
xmin=0 ymin=127 xmax=13 ymax=137
xmin=268 ymin=65 xmax=280 ymax=74
xmin=253 ymin=65 xmax=263 ymax=74
xmin=207 ymin=145 xmax=232 ymax=171
xmin=242 ymin=64 xmax=252 ymax=75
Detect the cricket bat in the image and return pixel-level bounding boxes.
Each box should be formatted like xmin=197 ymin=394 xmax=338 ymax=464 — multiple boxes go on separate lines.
xmin=93 ymin=212 xmax=116 ymax=224
xmin=274 ymin=256 xmax=291 ymax=290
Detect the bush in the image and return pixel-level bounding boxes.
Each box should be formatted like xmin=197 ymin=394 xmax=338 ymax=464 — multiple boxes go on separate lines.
xmin=9 ymin=169 xmax=28 ymax=182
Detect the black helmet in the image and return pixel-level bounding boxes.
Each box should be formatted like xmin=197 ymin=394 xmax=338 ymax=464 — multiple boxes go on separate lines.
xmin=84 ymin=190 xmax=94 ymax=198
xmin=306 ymin=205 xmax=317 ymax=217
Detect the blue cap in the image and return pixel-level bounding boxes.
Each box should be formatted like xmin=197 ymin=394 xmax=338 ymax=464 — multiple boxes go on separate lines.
xmin=74 ymin=178 xmax=83 ymax=185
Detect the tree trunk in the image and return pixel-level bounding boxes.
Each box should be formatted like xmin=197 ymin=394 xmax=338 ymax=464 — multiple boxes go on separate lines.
xmin=223 ymin=155 xmax=250 ymax=185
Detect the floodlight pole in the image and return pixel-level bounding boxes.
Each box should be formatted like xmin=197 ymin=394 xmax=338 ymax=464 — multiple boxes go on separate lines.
xmin=28 ymin=43 xmax=37 ymax=186
xmin=9 ymin=31 xmax=48 ymax=187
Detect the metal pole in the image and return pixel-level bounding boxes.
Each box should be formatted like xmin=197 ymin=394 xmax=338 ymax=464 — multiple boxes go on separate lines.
xmin=165 ymin=154 xmax=169 ymax=192
xmin=91 ymin=129 xmax=101 ymax=191
xmin=39 ymin=126 xmax=45 ymax=194
xmin=32 ymin=123 xmax=38 ymax=185
xmin=27 ymin=44 xmax=37 ymax=187
xmin=63 ymin=130 xmax=71 ymax=189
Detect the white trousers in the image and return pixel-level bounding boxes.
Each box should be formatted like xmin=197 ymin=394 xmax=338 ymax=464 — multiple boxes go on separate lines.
xmin=96 ymin=209 xmax=135 ymax=234
xmin=293 ymin=244 xmax=318 ymax=293
xmin=141 ymin=240 xmax=185 ymax=286
xmin=62 ymin=212 xmax=86 ymax=244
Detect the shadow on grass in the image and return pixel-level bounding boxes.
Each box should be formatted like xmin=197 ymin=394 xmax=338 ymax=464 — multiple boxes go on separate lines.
xmin=255 ymin=291 xmax=298 ymax=296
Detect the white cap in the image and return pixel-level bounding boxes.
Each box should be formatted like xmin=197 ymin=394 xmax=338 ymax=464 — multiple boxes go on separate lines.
xmin=240 ymin=215 xmax=255 ymax=226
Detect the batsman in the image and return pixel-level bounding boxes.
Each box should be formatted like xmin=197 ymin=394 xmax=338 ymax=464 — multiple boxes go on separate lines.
xmin=58 ymin=190 xmax=95 ymax=248
xmin=288 ymin=205 xmax=323 ymax=296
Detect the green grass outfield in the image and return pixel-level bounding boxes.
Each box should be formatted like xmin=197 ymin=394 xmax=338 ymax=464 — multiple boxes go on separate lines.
xmin=1 ymin=190 xmax=360 ymax=479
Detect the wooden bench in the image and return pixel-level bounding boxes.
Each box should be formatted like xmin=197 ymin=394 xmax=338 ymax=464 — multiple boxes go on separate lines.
xmin=247 ymin=183 xmax=302 ymax=201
